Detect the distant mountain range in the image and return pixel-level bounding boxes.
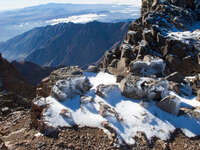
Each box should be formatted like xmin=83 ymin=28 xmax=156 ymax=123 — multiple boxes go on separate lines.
xmin=0 ymin=21 xmax=129 ymax=67
xmin=0 ymin=3 xmax=140 ymax=41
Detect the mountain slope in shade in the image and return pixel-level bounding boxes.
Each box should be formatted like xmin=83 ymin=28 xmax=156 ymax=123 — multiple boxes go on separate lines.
xmin=0 ymin=3 xmax=140 ymax=41
xmin=0 ymin=24 xmax=68 ymax=61
xmin=26 ymin=21 xmax=129 ymax=67
xmin=0 ymin=21 xmax=129 ymax=67
xmin=12 ymin=61 xmax=55 ymax=86
xmin=0 ymin=54 xmax=35 ymax=98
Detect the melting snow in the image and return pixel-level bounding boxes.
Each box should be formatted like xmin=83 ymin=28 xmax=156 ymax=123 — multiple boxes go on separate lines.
xmin=41 ymin=72 xmax=200 ymax=145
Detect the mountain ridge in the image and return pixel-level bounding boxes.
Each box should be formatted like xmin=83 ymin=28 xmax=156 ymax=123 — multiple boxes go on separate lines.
xmin=0 ymin=21 xmax=129 ymax=67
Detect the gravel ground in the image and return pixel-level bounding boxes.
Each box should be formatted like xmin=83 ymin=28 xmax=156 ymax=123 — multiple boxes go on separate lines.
xmin=0 ymin=110 xmax=200 ymax=150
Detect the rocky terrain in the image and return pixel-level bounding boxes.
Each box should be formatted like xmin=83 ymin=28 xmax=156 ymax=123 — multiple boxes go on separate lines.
xmin=1 ymin=0 xmax=200 ymax=150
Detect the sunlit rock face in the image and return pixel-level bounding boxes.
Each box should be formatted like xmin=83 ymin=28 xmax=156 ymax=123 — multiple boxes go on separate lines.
xmin=99 ymin=0 xmax=200 ymax=78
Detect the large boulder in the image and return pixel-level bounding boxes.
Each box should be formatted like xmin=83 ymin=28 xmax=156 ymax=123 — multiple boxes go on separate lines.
xmin=51 ymin=76 xmax=92 ymax=101
xmin=86 ymin=65 xmax=99 ymax=73
xmin=130 ymin=56 xmax=165 ymax=77
xmin=37 ymin=66 xmax=83 ymax=97
xmin=120 ymin=75 xmax=168 ymax=101
xmin=157 ymin=95 xmax=181 ymax=116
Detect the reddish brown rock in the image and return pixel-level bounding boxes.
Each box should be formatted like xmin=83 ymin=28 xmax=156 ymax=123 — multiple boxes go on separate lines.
xmin=0 ymin=138 xmax=8 ymax=150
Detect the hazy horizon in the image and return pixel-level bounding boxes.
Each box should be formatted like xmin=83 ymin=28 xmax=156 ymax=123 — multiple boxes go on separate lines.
xmin=0 ymin=0 xmax=141 ymax=11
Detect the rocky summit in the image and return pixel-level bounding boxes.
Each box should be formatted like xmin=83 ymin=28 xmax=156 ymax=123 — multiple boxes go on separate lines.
xmin=1 ymin=0 xmax=200 ymax=150
xmin=99 ymin=0 xmax=200 ymax=78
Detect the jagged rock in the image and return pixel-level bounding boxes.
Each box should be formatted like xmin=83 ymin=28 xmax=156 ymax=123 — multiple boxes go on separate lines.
xmin=116 ymin=75 xmax=125 ymax=83
xmin=1 ymin=107 xmax=10 ymax=115
xmin=185 ymin=75 xmax=200 ymax=94
xmin=96 ymin=84 xmax=121 ymax=99
xmin=157 ymin=95 xmax=181 ymax=116
xmin=180 ymin=107 xmax=200 ymax=122
xmin=31 ymin=97 xmax=48 ymax=129
xmin=168 ymin=81 xmax=180 ymax=95
xmin=51 ymin=76 xmax=92 ymax=101
xmin=99 ymin=0 xmax=200 ymax=79
xmin=99 ymin=102 xmax=123 ymax=121
xmin=130 ymin=56 xmax=165 ymax=77
xmin=86 ymin=65 xmax=99 ymax=73
xmin=120 ymin=75 xmax=168 ymax=101
xmin=0 ymin=138 xmax=8 ymax=150
xmin=37 ymin=66 xmax=83 ymax=97
xmin=59 ymin=109 xmax=74 ymax=125
xmin=80 ymin=96 xmax=94 ymax=104
xmin=60 ymin=109 xmax=71 ymax=118
xmin=165 ymin=72 xmax=184 ymax=83
xmin=31 ymin=97 xmax=59 ymax=137
xmin=197 ymin=90 xmax=200 ymax=101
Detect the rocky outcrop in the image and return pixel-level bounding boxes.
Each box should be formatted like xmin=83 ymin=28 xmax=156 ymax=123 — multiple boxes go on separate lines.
xmin=36 ymin=66 xmax=83 ymax=97
xmin=32 ymin=66 xmax=91 ymax=134
xmin=120 ymin=75 xmax=168 ymax=100
xmin=97 ymin=0 xmax=200 ymax=116
xmin=31 ymin=97 xmax=59 ymax=137
xmin=99 ymin=0 xmax=200 ymax=78
xmin=157 ymin=95 xmax=181 ymax=116
xmin=51 ymin=76 xmax=92 ymax=101
xmin=0 ymin=138 xmax=8 ymax=150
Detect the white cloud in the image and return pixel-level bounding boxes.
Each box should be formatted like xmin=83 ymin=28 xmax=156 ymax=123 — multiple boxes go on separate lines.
xmin=46 ymin=14 xmax=107 ymax=25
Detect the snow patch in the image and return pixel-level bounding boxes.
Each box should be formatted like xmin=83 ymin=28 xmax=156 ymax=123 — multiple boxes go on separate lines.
xmin=39 ymin=72 xmax=200 ymax=145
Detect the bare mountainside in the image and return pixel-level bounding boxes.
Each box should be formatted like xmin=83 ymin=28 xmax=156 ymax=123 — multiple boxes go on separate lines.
xmin=0 ymin=21 xmax=129 ymax=67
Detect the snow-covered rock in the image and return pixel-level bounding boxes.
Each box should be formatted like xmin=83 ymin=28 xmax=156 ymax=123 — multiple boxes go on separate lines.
xmin=86 ymin=65 xmax=99 ymax=73
xmin=51 ymin=76 xmax=92 ymax=101
xmin=37 ymin=66 xmax=83 ymax=97
xmin=96 ymin=84 xmax=121 ymax=99
xmin=157 ymin=95 xmax=181 ymax=116
xmin=32 ymin=71 xmax=200 ymax=145
xmin=120 ymin=75 xmax=168 ymax=100
xmin=130 ymin=57 xmax=166 ymax=77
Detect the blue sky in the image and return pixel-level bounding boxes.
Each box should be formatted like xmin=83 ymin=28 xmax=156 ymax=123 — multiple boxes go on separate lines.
xmin=0 ymin=0 xmax=141 ymax=11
